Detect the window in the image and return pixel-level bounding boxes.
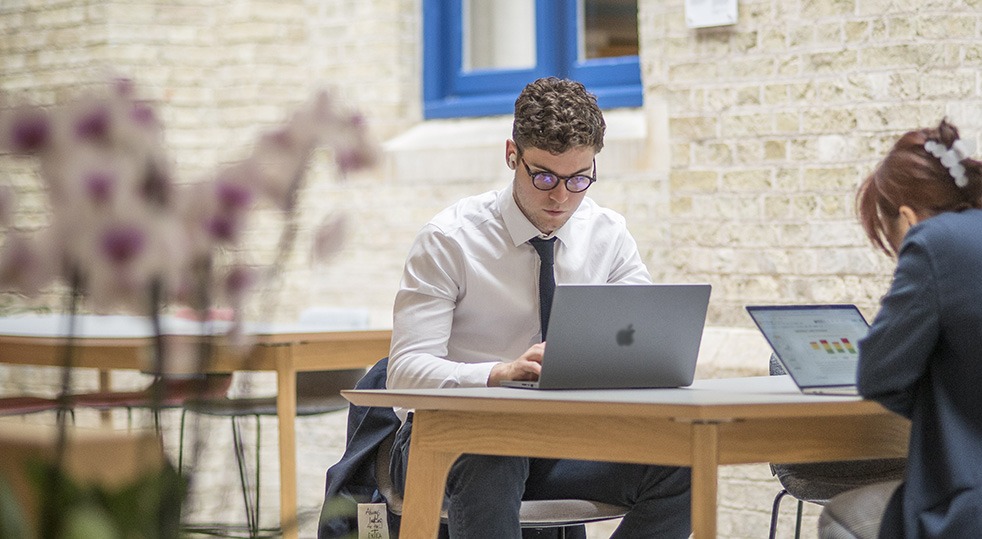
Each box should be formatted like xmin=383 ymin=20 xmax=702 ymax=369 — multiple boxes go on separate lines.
xmin=423 ymin=0 xmax=641 ymax=119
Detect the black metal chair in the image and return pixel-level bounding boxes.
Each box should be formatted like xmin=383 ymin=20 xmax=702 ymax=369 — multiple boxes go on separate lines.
xmin=178 ymin=308 xmax=370 ymax=538
xmin=0 ymin=395 xmax=62 ymax=416
xmin=71 ymin=374 xmax=231 ymax=430
xmin=767 ymin=353 xmax=906 ymax=539
xmin=71 ymin=308 xmax=235 ymax=431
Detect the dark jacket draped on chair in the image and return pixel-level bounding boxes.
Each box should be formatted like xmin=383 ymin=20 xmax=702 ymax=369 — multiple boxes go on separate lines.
xmin=318 ymin=357 xmax=401 ymax=539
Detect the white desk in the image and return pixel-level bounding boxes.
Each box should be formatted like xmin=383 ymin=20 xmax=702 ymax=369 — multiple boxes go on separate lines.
xmin=0 ymin=313 xmax=392 ymax=539
xmin=344 ymin=376 xmax=910 ymax=539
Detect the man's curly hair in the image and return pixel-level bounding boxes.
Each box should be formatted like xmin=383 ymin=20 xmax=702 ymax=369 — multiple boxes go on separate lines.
xmin=512 ymin=77 xmax=605 ymax=155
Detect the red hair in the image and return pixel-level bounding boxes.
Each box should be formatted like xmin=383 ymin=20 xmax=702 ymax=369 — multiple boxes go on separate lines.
xmin=857 ymin=119 xmax=982 ymax=255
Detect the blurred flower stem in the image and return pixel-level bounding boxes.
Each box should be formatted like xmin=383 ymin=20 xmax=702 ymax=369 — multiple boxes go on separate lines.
xmin=0 ymin=75 xmax=379 ymax=536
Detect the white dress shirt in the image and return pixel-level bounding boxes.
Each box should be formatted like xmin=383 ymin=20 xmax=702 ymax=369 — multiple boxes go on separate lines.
xmin=387 ymin=183 xmax=651 ymax=413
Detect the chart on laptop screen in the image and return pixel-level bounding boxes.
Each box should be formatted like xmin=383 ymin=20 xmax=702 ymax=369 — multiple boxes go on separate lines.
xmin=749 ymin=306 xmax=869 ymax=387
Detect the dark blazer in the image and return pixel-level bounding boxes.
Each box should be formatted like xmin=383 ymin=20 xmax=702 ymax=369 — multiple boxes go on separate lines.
xmin=317 ymin=357 xmax=401 ymax=539
xmin=858 ymin=209 xmax=982 ymax=538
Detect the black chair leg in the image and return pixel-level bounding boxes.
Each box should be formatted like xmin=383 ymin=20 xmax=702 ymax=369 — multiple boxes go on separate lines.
xmin=253 ymin=414 xmax=261 ymax=537
xmin=177 ymin=409 xmax=188 ymax=474
xmin=769 ymin=489 xmax=789 ymax=539
xmin=794 ymin=499 xmax=804 ymax=539
xmin=56 ymin=408 xmax=75 ymax=424
xmin=231 ymin=416 xmax=257 ymax=537
xmin=178 ymin=411 xmax=278 ymax=538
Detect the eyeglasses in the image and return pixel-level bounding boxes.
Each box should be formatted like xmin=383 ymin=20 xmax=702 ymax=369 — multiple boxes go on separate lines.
xmin=521 ymin=157 xmax=596 ymax=193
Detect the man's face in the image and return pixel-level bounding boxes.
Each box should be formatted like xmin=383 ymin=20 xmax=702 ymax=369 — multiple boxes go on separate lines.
xmin=510 ymin=144 xmax=596 ymax=235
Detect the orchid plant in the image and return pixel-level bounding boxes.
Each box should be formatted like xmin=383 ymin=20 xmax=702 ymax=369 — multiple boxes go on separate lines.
xmin=0 ymin=77 xmax=375 ymax=327
xmin=0 ymin=77 xmax=378 ymax=537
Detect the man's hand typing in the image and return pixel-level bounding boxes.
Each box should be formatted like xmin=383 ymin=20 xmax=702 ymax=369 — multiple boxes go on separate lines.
xmin=487 ymin=342 xmax=544 ymax=386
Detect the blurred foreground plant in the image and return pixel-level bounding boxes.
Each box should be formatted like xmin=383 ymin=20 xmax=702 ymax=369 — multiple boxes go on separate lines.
xmin=0 ymin=77 xmax=378 ymax=538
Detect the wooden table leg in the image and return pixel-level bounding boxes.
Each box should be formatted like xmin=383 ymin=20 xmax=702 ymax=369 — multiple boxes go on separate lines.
xmin=690 ymin=422 xmax=720 ymax=539
xmin=276 ymin=349 xmax=298 ymax=539
xmin=98 ymin=369 xmax=112 ymax=425
xmin=400 ymin=412 xmax=461 ymax=538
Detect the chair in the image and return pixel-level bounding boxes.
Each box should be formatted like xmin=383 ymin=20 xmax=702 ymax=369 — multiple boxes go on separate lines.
xmin=0 ymin=395 xmax=63 ymax=416
xmin=767 ymin=353 xmax=906 ymax=539
xmin=374 ymin=430 xmax=629 ymax=538
xmin=71 ymin=374 xmax=232 ymax=428
xmin=317 ymin=356 xmax=629 ymax=539
xmin=818 ymin=479 xmax=902 ymax=539
xmin=69 ymin=309 xmax=236 ymax=430
xmin=179 ymin=307 xmax=371 ymax=538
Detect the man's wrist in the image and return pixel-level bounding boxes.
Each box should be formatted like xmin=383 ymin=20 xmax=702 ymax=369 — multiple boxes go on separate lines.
xmin=487 ymin=362 xmax=507 ymax=387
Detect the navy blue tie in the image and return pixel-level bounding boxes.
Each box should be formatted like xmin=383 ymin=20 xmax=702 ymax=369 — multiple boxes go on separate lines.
xmin=529 ymin=237 xmax=557 ymax=341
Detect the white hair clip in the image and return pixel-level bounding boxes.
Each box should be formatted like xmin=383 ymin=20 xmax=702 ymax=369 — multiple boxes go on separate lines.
xmin=925 ymin=138 xmax=975 ymax=187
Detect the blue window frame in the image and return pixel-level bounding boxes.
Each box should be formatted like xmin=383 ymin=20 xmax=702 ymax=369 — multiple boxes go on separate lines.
xmin=423 ymin=0 xmax=642 ymax=119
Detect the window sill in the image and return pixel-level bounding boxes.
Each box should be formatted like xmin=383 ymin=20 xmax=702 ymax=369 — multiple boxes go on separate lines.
xmin=381 ymin=108 xmax=657 ymax=184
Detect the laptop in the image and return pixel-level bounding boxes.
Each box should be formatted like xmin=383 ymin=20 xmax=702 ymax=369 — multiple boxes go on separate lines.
xmin=501 ymin=283 xmax=711 ymax=389
xmin=745 ymin=304 xmax=870 ymax=396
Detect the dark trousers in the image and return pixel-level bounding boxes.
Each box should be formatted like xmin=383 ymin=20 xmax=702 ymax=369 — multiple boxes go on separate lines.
xmin=389 ymin=414 xmax=692 ymax=539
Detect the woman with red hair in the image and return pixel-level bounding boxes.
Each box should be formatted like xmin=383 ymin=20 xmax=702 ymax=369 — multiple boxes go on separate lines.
xmin=819 ymin=119 xmax=982 ymax=538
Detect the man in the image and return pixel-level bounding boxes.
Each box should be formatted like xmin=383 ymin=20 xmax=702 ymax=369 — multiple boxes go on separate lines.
xmin=387 ymin=77 xmax=691 ymax=538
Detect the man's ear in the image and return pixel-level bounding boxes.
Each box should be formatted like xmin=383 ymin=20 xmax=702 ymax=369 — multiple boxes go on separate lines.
xmin=505 ymin=140 xmax=519 ymax=169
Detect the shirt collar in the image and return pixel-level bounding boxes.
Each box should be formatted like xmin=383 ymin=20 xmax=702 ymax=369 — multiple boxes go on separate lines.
xmin=497 ymin=183 xmax=576 ymax=247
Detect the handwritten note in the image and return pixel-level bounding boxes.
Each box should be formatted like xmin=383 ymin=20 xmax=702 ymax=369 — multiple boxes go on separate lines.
xmin=358 ymin=503 xmax=390 ymax=539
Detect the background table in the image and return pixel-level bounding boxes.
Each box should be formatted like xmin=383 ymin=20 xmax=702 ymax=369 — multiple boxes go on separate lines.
xmin=344 ymin=375 xmax=910 ymax=539
xmin=0 ymin=314 xmax=391 ymax=539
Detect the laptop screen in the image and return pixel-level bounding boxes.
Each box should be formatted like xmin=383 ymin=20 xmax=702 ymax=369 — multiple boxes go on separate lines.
xmin=746 ymin=305 xmax=870 ymax=388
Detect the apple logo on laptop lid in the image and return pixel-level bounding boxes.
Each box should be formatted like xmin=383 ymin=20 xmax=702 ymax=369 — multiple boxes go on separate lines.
xmin=616 ymin=324 xmax=635 ymax=346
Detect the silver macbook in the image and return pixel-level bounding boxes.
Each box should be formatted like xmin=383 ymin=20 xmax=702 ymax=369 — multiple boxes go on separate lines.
xmin=502 ymin=283 xmax=711 ymax=390
xmin=746 ymin=304 xmax=870 ymax=396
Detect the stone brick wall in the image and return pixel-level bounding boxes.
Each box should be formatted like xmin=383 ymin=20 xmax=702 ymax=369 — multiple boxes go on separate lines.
xmin=7 ymin=1 xmax=980 ymax=342
xmin=0 ymin=0 xmax=420 ymax=323
xmin=640 ymin=0 xmax=982 ymax=327
xmin=3 ymin=0 xmax=974 ymax=537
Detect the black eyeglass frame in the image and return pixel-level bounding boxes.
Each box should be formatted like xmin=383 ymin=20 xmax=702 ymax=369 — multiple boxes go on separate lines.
xmin=520 ymin=157 xmax=597 ymax=193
